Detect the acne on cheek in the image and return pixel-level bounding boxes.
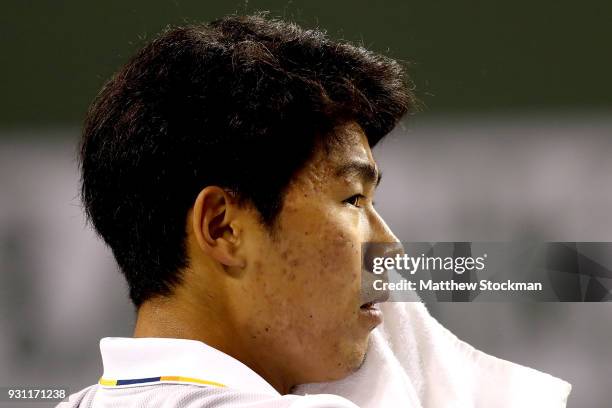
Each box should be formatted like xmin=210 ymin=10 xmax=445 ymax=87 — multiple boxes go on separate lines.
xmin=327 ymin=230 xmax=360 ymax=270
xmin=277 ymin=197 xmax=360 ymax=287
xmin=279 ymin=247 xmax=302 ymax=280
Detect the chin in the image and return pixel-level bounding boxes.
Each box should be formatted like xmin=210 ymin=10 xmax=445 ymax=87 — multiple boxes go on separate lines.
xmin=331 ymin=334 xmax=370 ymax=379
xmin=299 ymin=332 xmax=371 ymax=384
xmin=351 ymin=336 xmax=370 ymax=371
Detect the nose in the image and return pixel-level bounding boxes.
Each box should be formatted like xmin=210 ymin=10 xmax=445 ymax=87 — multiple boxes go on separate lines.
xmin=360 ymin=211 xmax=405 ymax=305
xmin=369 ymin=208 xmax=403 ymax=249
xmin=364 ymin=209 xmax=405 ymax=266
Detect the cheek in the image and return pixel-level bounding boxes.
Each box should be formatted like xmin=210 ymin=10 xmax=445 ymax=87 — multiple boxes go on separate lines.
xmin=317 ymin=228 xmax=360 ymax=285
xmin=279 ymin=210 xmax=362 ymax=314
xmin=243 ymin=199 xmax=364 ymax=338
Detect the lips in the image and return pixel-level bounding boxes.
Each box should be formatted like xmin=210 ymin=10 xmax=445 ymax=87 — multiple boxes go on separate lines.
xmin=358 ymin=300 xmax=384 ymax=327
xmin=360 ymin=301 xmax=378 ymax=310
xmin=360 ymin=288 xmax=389 ymax=311
xmin=359 ymin=285 xmax=388 ymax=328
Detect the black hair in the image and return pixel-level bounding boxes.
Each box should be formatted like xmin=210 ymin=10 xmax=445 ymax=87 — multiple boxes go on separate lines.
xmin=80 ymin=12 xmax=416 ymax=306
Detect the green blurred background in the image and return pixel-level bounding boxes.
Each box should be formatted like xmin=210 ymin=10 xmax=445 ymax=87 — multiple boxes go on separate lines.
xmin=2 ymin=0 xmax=611 ymax=129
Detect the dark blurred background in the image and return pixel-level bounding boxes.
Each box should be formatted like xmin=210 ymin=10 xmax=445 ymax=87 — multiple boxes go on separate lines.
xmin=1 ymin=1 xmax=611 ymax=407
xmin=2 ymin=0 xmax=612 ymax=125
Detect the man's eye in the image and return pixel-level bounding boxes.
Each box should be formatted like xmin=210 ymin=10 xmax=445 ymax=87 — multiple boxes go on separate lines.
xmin=344 ymin=194 xmax=365 ymax=207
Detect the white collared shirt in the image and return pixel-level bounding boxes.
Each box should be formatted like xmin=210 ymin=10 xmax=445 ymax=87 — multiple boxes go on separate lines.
xmin=57 ymin=337 xmax=359 ymax=408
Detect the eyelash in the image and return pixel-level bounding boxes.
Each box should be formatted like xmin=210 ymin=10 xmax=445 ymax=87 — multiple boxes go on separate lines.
xmin=344 ymin=194 xmax=375 ymax=208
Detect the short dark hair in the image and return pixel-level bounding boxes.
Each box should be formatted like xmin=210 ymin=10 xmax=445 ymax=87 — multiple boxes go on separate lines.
xmin=80 ymin=12 xmax=416 ymax=306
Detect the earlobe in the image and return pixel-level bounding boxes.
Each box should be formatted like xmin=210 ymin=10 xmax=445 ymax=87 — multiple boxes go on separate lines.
xmin=192 ymin=187 xmax=245 ymax=268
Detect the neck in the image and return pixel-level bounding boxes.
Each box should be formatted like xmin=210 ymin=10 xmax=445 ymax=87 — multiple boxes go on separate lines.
xmin=133 ymin=294 xmax=294 ymax=394
xmin=134 ymin=297 xmax=222 ymax=344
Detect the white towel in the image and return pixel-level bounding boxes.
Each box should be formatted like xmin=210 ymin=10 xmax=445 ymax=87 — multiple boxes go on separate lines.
xmin=295 ymin=302 xmax=572 ymax=408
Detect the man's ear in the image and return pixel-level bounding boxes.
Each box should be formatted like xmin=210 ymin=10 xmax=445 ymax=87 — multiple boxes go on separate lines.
xmin=191 ymin=186 xmax=245 ymax=268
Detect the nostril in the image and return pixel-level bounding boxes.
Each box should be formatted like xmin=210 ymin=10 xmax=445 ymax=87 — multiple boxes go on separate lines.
xmin=363 ymin=241 xmax=405 ymax=274
xmin=373 ymin=241 xmax=405 ymax=259
xmin=383 ymin=241 xmax=405 ymax=260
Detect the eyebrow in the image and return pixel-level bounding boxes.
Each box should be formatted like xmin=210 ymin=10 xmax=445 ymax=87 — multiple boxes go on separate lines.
xmin=335 ymin=161 xmax=382 ymax=187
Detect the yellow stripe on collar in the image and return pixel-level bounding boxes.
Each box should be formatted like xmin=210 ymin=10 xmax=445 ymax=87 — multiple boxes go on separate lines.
xmin=98 ymin=376 xmax=225 ymax=388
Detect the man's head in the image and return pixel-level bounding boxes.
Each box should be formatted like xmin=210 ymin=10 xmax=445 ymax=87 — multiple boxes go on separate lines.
xmin=81 ymin=13 xmax=415 ymax=392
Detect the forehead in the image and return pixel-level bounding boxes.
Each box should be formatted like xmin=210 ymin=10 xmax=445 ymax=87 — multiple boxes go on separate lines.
xmin=320 ymin=122 xmax=374 ymax=168
xmin=292 ymin=122 xmax=376 ymax=189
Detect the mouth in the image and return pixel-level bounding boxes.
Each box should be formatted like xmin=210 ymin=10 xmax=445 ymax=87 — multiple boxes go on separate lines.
xmin=359 ymin=287 xmax=389 ymax=311
xmin=358 ymin=282 xmax=389 ymax=328
xmin=359 ymin=301 xmax=379 ymax=310
xmin=358 ymin=300 xmax=384 ymax=327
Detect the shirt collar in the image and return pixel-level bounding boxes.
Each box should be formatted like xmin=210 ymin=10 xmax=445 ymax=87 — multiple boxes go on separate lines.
xmin=99 ymin=337 xmax=279 ymax=396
